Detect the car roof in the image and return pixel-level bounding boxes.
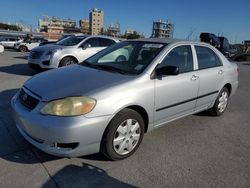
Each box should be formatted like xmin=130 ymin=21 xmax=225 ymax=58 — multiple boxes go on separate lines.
xmin=128 ymin=38 xmax=188 ymax=44
xmin=128 ymin=38 xmax=217 ymax=47
xmin=129 ymin=38 xmax=187 ymax=44
xmin=73 ymin=35 xmax=118 ymax=40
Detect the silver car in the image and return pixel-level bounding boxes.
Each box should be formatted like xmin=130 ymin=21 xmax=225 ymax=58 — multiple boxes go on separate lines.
xmin=12 ymin=38 xmax=238 ymax=160
xmin=27 ymin=35 xmax=119 ymax=70
xmin=0 ymin=37 xmax=22 ymax=48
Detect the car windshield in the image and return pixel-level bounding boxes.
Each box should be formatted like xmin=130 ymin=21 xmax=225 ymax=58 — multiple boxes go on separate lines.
xmin=56 ymin=36 xmax=86 ymax=46
xmin=81 ymin=41 xmax=166 ymax=75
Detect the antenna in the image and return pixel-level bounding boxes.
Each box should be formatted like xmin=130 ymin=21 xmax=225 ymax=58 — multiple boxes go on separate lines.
xmin=186 ymin=27 xmax=195 ymax=40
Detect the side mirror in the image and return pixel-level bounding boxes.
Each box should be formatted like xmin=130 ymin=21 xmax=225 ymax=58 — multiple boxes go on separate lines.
xmin=155 ymin=65 xmax=179 ymax=76
xmin=81 ymin=43 xmax=91 ymax=50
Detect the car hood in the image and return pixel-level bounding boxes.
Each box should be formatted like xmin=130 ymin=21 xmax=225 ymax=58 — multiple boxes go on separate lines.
xmin=24 ymin=65 xmax=133 ymax=101
xmin=32 ymin=44 xmax=74 ymax=52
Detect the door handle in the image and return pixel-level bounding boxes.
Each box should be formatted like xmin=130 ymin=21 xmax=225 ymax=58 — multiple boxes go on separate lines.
xmin=191 ymin=75 xmax=199 ymax=81
xmin=218 ymin=70 xmax=224 ymax=75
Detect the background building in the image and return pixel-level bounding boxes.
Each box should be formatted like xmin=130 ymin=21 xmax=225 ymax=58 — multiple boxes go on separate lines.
xmin=151 ymin=20 xmax=174 ymax=38
xmin=89 ymin=8 xmax=104 ymax=35
xmin=107 ymin=23 xmax=120 ymax=37
xmin=125 ymin=29 xmax=134 ymax=36
xmin=79 ymin=19 xmax=90 ymax=34
xmin=38 ymin=16 xmax=80 ymax=39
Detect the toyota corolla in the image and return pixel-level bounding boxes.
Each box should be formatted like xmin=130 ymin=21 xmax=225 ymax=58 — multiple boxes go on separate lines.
xmin=12 ymin=38 xmax=238 ymax=160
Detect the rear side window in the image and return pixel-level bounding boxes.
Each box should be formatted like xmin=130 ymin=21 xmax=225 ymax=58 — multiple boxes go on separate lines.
xmin=84 ymin=38 xmax=99 ymax=47
xmin=99 ymin=38 xmax=116 ymax=47
xmin=9 ymin=38 xmax=17 ymax=41
xmin=159 ymin=45 xmax=194 ymax=73
xmin=195 ymin=46 xmax=222 ymax=69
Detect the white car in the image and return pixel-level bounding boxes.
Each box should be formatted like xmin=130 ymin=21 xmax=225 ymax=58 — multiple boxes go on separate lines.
xmin=15 ymin=38 xmax=48 ymax=52
xmin=28 ymin=35 xmax=119 ymax=69
xmin=0 ymin=44 xmax=4 ymax=53
xmin=0 ymin=37 xmax=22 ymax=48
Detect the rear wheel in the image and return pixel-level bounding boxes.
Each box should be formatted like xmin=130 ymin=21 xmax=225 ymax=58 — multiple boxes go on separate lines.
xmin=101 ymin=108 xmax=144 ymax=160
xmin=19 ymin=45 xmax=28 ymax=52
xmin=59 ymin=57 xmax=77 ymax=67
xmin=208 ymin=87 xmax=229 ymax=116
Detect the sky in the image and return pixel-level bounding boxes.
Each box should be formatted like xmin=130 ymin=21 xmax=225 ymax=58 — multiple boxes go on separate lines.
xmin=0 ymin=0 xmax=249 ymax=43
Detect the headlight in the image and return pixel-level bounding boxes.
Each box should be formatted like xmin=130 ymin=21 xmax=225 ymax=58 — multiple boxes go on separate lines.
xmin=46 ymin=49 xmax=58 ymax=56
xmin=40 ymin=96 xmax=96 ymax=116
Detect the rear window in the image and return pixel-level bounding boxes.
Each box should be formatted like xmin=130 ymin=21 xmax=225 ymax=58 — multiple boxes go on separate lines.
xmin=195 ymin=46 xmax=222 ymax=69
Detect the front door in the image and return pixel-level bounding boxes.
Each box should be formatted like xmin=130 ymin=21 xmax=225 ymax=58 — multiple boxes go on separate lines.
xmin=154 ymin=45 xmax=199 ymax=126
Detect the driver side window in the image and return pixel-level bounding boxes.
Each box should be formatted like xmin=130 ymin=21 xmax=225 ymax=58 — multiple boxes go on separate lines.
xmin=159 ymin=45 xmax=193 ymax=73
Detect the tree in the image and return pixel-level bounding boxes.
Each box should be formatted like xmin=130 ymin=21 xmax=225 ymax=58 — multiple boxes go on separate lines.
xmin=126 ymin=31 xmax=141 ymax=39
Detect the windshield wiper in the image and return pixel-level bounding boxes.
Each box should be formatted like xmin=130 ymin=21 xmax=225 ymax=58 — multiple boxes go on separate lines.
xmin=95 ymin=64 xmax=129 ymax=74
xmin=81 ymin=62 xmax=133 ymax=75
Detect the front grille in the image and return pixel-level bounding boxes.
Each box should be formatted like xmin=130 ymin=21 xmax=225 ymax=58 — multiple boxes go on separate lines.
xmin=19 ymin=88 xmax=40 ymax=110
xmin=28 ymin=63 xmax=42 ymax=70
xmin=29 ymin=51 xmax=43 ymax=59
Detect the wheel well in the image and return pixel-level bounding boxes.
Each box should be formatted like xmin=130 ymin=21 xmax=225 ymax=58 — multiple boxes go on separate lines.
xmin=59 ymin=56 xmax=78 ymax=66
xmin=224 ymin=83 xmax=232 ymax=95
xmin=19 ymin=45 xmax=27 ymax=50
xmin=126 ymin=105 xmax=149 ymax=133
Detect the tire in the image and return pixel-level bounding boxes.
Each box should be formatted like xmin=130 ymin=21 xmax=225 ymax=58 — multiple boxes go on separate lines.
xmin=101 ymin=108 xmax=145 ymax=160
xmin=19 ymin=45 xmax=28 ymax=52
xmin=59 ymin=57 xmax=77 ymax=67
xmin=208 ymin=87 xmax=229 ymax=116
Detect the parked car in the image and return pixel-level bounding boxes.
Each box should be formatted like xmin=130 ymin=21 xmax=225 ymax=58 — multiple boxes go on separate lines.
xmin=200 ymin=32 xmax=221 ymax=48
xmin=14 ymin=38 xmax=48 ymax=52
xmin=28 ymin=35 xmax=119 ymax=70
xmin=12 ymin=38 xmax=238 ymax=160
xmin=39 ymin=34 xmax=73 ymax=46
xmin=39 ymin=41 xmax=57 ymax=46
xmin=0 ymin=36 xmax=22 ymax=48
xmin=218 ymin=37 xmax=230 ymax=57
xmin=233 ymin=53 xmax=250 ymax=62
xmin=0 ymin=44 xmax=4 ymax=53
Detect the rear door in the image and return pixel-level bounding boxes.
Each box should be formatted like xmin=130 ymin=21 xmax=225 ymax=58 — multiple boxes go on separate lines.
xmin=26 ymin=38 xmax=40 ymax=50
xmin=154 ymin=45 xmax=199 ymax=126
xmin=1 ymin=38 xmax=10 ymax=47
xmin=194 ymin=45 xmax=224 ymax=110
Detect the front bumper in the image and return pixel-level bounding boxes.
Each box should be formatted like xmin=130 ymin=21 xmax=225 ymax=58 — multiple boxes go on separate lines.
xmin=11 ymin=92 xmax=113 ymax=157
xmin=28 ymin=53 xmax=61 ymax=69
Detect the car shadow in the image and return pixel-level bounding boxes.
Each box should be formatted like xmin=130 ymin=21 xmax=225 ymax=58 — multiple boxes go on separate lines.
xmin=242 ymin=63 xmax=250 ymax=66
xmin=193 ymin=110 xmax=215 ymax=117
xmin=0 ymin=64 xmax=39 ymax=76
xmin=80 ymin=153 xmax=109 ymax=161
xmin=13 ymin=55 xmax=28 ymax=60
xmin=42 ymin=163 xmax=136 ymax=188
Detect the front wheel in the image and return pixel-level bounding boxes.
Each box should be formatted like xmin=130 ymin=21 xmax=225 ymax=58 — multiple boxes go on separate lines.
xmin=19 ymin=45 xmax=28 ymax=52
xmin=101 ymin=108 xmax=144 ymax=160
xmin=59 ymin=57 xmax=77 ymax=67
xmin=208 ymin=87 xmax=229 ymax=116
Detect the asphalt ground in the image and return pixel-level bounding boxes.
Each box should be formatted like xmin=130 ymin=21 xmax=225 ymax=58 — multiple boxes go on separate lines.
xmin=0 ymin=49 xmax=250 ymax=188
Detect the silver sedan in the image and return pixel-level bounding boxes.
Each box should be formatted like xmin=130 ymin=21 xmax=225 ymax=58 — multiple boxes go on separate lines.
xmin=12 ymin=38 xmax=238 ymax=160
